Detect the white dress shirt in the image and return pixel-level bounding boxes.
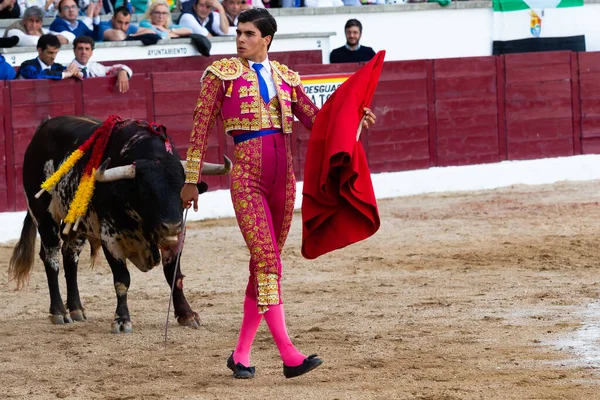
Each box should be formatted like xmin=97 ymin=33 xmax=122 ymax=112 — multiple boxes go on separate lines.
xmin=178 ymin=11 xmax=227 ymax=36
xmin=248 ymin=56 xmax=276 ymax=102
xmin=71 ymin=59 xmax=133 ymax=78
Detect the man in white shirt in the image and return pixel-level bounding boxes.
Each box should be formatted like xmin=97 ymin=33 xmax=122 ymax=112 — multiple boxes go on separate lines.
xmin=70 ymin=36 xmax=133 ymax=93
xmin=178 ymin=0 xmax=229 ymax=37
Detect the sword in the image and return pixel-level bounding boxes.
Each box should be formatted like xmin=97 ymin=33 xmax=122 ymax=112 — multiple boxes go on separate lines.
xmin=164 ymin=207 xmax=188 ymax=353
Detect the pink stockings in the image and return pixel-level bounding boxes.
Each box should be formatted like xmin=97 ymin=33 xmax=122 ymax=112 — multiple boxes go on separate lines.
xmin=230 ymin=133 xmax=305 ymax=368
xmin=233 ymin=296 xmax=306 ymax=368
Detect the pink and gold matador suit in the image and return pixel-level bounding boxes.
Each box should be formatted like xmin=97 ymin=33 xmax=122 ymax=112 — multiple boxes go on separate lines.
xmin=184 ymin=57 xmax=319 ymax=313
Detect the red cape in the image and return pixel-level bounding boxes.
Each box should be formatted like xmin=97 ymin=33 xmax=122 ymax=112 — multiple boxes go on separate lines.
xmin=301 ymin=51 xmax=385 ymax=260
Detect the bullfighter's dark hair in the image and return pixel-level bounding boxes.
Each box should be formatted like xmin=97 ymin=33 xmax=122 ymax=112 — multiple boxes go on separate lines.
xmin=238 ymin=8 xmax=277 ymax=50
xmin=345 ymin=18 xmax=363 ymax=33
xmin=37 ymin=34 xmax=61 ymax=51
xmin=74 ymin=36 xmax=95 ymax=50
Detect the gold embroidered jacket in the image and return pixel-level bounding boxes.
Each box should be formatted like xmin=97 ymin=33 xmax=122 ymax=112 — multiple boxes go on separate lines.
xmin=184 ymin=57 xmax=320 ymax=183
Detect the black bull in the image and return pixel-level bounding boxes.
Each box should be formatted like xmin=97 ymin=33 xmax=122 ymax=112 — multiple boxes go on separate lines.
xmin=8 ymin=116 xmax=231 ymax=333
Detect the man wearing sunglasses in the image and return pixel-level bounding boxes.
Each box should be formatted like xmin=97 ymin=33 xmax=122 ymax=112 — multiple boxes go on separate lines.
xmin=49 ymin=0 xmax=102 ymax=42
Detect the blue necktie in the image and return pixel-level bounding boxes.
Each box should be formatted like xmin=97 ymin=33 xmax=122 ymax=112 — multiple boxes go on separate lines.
xmin=252 ymin=63 xmax=270 ymax=104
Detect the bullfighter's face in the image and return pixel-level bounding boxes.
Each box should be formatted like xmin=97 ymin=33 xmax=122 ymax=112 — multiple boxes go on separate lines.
xmin=236 ymin=21 xmax=271 ymax=63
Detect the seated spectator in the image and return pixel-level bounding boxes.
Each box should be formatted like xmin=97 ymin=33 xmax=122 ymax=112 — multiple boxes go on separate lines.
xmin=330 ymin=19 xmax=375 ymax=64
xmin=49 ymin=0 xmax=102 ymax=42
xmin=17 ymin=34 xmax=82 ymax=80
xmin=0 ymin=0 xmax=20 ymax=19
xmin=0 ymin=54 xmax=16 ymax=80
xmin=4 ymin=6 xmax=74 ymax=46
xmin=221 ymin=0 xmax=242 ymax=35
xmin=178 ymin=0 xmax=229 ymax=37
xmin=70 ymin=36 xmax=132 ymax=92
xmin=98 ymin=6 xmax=155 ymax=41
xmin=139 ymin=0 xmax=192 ymax=39
xmin=17 ymin=0 xmax=60 ymax=18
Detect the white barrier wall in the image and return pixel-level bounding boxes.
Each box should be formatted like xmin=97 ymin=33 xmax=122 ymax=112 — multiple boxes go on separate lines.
xmin=271 ymin=2 xmax=600 ymax=62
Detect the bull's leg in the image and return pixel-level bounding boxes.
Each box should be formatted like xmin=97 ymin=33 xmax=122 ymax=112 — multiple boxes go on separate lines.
xmin=161 ymin=235 xmax=200 ymax=328
xmin=37 ymin=215 xmax=71 ymax=324
xmin=61 ymin=235 xmax=87 ymax=322
xmin=102 ymin=247 xmax=133 ymax=333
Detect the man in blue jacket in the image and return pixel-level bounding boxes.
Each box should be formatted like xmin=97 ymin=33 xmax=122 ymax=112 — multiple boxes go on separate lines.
xmin=17 ymin=34 xmax=82 ymax=80
xmin=49 ymin=0 xmax=102 ymax=42
xmin=0 ymin=55 xmax=16 ymax=80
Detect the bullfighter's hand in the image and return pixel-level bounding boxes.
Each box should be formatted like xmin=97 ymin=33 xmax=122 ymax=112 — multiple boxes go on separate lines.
xmin=181 ymin=183 xmax=199 ymax=212
xmin=362 ymin=108 xmax=376 ymax=129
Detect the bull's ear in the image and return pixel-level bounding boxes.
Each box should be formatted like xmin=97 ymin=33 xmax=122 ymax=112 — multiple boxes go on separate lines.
xmin=197 ymin=181 xmax=209 ymax=195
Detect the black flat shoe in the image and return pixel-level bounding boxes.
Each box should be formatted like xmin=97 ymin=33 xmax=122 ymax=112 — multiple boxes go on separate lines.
xmin=227 ymin=352 xmax=255 ymax=379
xmin=283 ymin=354 xmax=323 ymax=378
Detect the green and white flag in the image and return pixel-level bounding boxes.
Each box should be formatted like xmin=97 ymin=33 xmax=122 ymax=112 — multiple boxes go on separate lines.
xmin=492 ymin=0 xmax=586 ymax=55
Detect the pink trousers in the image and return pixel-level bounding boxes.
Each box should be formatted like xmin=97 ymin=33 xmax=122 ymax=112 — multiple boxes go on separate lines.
xmin=230 ymin=132 xmax=296 ymax=303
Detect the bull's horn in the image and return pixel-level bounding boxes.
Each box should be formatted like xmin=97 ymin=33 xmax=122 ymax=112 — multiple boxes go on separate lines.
xmin=180 ymin=155 xmax=232 ymax=176
xmin=95 ymin=158 xmax=136 ymax=182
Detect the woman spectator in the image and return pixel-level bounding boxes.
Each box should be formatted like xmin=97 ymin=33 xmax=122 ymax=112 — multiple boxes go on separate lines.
xmin=139 ymin=0 xmax=192 ymax=39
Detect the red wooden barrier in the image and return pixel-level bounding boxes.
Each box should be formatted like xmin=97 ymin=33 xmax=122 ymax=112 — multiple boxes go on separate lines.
xmin=434 ymin=57 xmax=500 ymax=166
xmin=2 ymin=50 xmax=597 ymax=212
xmin=10 ymin=79 xmax=81 ymax=210
xmin=152 ymin=70 xmax=231 ymax=192
xmin=578 ymin=52 xmax=600 ymax=154
xmin=367 ymin=60 xmax=431 ymax=173
xmin=82 ymin=74 xmax=153 ymax=121
xmin=504 ymin=51 xmax=575 ymax=160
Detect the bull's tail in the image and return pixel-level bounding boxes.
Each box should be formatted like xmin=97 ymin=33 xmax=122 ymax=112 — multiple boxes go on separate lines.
xmin=8 ymin=213 xmax=37 ymax=290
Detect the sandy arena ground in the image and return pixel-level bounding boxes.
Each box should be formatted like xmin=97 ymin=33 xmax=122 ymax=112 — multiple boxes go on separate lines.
xmin=2 ymin=180 xmax=600 ymax=399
